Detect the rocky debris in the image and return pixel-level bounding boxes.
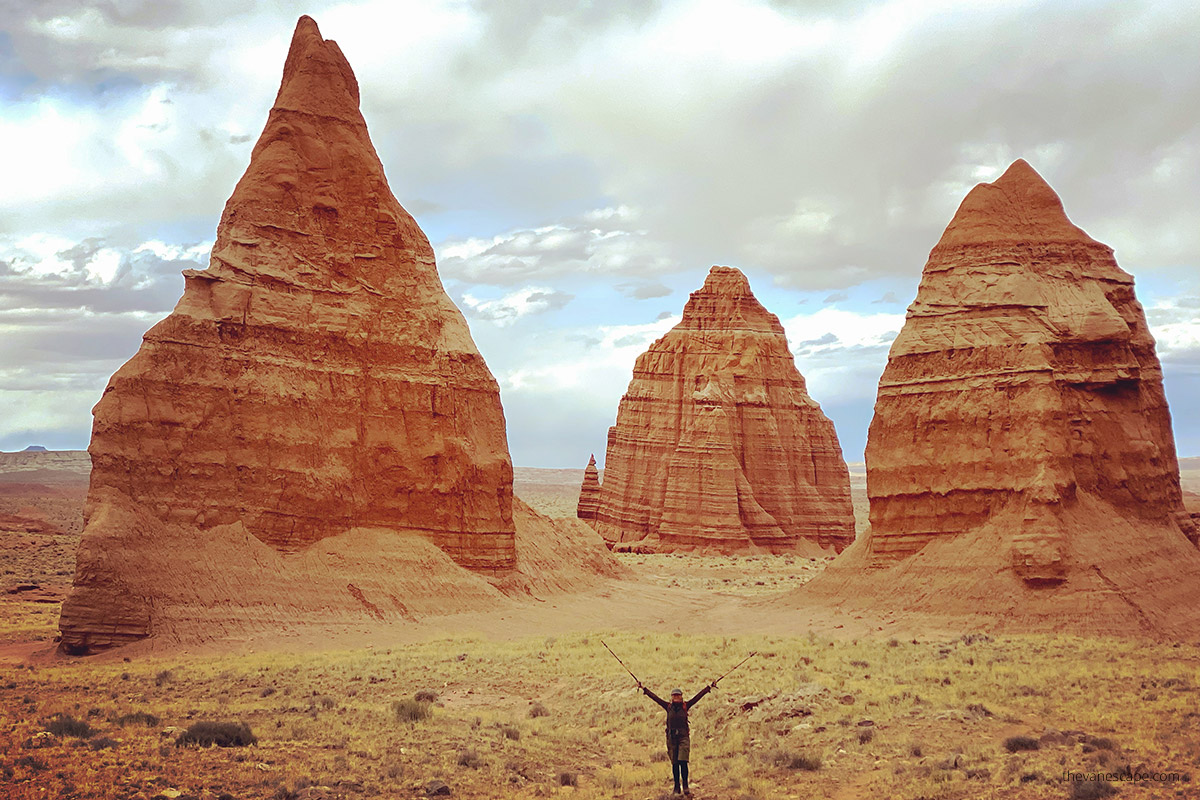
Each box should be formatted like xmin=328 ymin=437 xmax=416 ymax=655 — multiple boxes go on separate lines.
xmin=1185 ymin=493 xmax=1200 ymax=542
xmin=798 ymin=160 xmax=1200 ymax=636
xmin=611 ymin=542 xmax=656 ymax=554
xmin=23 ymin=732 xmax=55 ymax=749
xmin=4 ymin=583 xmax=63 ymax=603
xmin=424 ymin=779 xmax=452 ymax=796
xmin=590 ymin=266 xmax=854 ymax=554
xmin=0 ymin=513 xmax=60 ymax=535
xmin=738 ymin=684 xmax=830 ymax=721
xmin=575 ymin=455 xmax=601 ymax=521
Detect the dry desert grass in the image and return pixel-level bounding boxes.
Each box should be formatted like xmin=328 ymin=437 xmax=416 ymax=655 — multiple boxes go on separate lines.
xmin=3 ymin=631 xmax=1198 ymax=799
xmin=4 ymin=462 xmax=1199 ymax=798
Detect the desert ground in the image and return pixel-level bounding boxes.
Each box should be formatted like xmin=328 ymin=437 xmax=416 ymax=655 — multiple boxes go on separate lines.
xmin=1 ymin=453 xmax=1197 ymax=799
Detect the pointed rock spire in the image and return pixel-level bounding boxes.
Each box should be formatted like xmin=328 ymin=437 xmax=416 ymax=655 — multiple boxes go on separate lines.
xmin=274 ymin=16 xmax=361 ymax=119
xmin=795 ymin=157 xmax=1200 ymax=637
xmin=576 ymin=455 xmax=601 ymax=521
xmin=590 ymin=266 xmax=854 ymax=554
xmin=60 ymin=16 xmax=518 ymax=652
xmin=935 ymin=159 xmax=1098 ymax=249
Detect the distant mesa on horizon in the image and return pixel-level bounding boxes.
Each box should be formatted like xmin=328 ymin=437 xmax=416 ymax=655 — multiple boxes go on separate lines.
xmin=22 ymin=445 xmax=48 ymax=452
xmin=582 ymin=265 xmax=855 ymax=556
xmin=798 ymin=159 xmax=1200 ymax=636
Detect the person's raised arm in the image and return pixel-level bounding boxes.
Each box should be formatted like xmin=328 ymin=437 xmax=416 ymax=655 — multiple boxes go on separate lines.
xmin=641 ymin=685 xmax=668 ymax=709
xmin=688 ymin=683 xmax=713 ymax=707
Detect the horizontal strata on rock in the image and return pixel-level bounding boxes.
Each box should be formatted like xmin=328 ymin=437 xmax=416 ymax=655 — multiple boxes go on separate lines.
xmin=865 ymin=159 xmax=1194 ymax=567
xmin=795 ymin=160 xmax=1200 ymax=635
xmin=78 ymin=15 xmax=515 ymax=567
xmin=576 ymin=455 xmax=601 ymax=521
xmin=61 ymin=15 xmax=592 ymax=652
xmin=589 ymin=266 xmax=854 ymax=554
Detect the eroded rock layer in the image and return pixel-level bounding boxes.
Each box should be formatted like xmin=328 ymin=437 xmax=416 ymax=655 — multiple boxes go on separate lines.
xmin=797 ymin=160 xmax=1200 ymax=635
xmin=591 ymin=266 xmax=854 ymax=554
xmin=865 ymin=159 xmax=1194 ymax=569
xmin=60 ymin=16 xmax=524 ymax=651
xmin=576 ymin=455 xmax=601 ymax=521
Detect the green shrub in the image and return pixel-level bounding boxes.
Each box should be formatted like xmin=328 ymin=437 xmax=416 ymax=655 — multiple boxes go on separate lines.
xmin=176 ymin=721 xmax=257 ymax=748
xmin=768 ymin=748 xmax=822 ymax=771
xmin=1004 ymin=736 xmax=1040 ymax=753
xmin=116 ymin=711 xmax=159 ymax=727
xmin=789 ymin=754 xmax=822 ymax=771
xmin=393 ymin=699 xmax=432 ymax=723
xmin=46 ymin=714 xmax=94 ymax=738
xmin=1069 ymin=780 xmax=1119 ymax=800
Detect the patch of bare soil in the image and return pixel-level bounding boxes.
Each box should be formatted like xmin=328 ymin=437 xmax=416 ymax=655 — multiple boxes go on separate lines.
xmin=617 ymin=552 xmax=834 ymax=597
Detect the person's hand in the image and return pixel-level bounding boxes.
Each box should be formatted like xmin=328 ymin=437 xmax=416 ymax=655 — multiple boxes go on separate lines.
xmin=637 ymin=681 xmax=643 ymax=689
xmin=709 ymin=681 xmax=717 ymax=690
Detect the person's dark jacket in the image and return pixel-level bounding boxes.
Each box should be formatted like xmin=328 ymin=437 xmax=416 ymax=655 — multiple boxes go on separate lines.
xmin=642 ymin=685 xmax=712 ymax=735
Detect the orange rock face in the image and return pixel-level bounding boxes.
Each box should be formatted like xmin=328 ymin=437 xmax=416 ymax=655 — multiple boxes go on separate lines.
xmin=866 ymin=159 xmax=1195 ymax=570
xmin=86 ymin=16 xmax=514 ymax=566
xmin=576 ymin=455 xmax=601 ymax=521
xmin=797 ymin=161 xmax=1200 ymax=635
xmin=59 ymin=17 xmax=521 ymax=651
xmin=589 ymin=266 xmax=854 ymax=554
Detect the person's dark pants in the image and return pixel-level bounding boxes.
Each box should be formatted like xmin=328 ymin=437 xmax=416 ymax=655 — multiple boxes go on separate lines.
xmin=671 ymin=759 xmax=689 ymax=793
xmin=668 ymin=733 xmax=691 ymax=793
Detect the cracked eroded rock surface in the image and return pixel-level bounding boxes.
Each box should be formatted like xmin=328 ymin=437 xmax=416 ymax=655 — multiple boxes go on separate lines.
xmin=797 ymin=160 xmax=1200 ymax=635
xmin=588 ymin=267 xmax=854 ymax=555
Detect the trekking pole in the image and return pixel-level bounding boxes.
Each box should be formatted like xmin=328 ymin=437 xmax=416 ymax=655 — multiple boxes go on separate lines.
xmin=600 ymin=639 xmax=641 ymax=685
xmin=711 ymin=651 xmax=758 ymax=686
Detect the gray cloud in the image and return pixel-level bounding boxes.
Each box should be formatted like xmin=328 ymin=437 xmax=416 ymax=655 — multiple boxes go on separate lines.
xmin=460 ymin=286 xmax=575 ymax=325
xmin=438 ymin=208 xmax=677 ymax=286
xmin=616 ymin=281 xmax=672 ymax=299
xmin=6 ymin=1 xmax=1200 ymax=288
xmin=0 ymin=238 xmax=198 ymax=314
xmin=2 ymin=0 xmax=1199 ymax=463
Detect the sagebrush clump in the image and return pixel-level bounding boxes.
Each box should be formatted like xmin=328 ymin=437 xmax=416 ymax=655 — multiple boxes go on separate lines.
xmin=393 ymin=698 xmax=432 ymax=723
xmin=176 ymin=721 xmax=257 ymax=748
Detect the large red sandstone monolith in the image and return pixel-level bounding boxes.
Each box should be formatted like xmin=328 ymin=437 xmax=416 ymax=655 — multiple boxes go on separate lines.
xmin=59 ymin=17 xmax=530 ymax=652
xmin=799 ymin=160 xmax=1200 ymax=635
xmin=576 ymin=455 xmax=601 ymax=521
xmin=589 ymin=266 xmax=854 ymax=554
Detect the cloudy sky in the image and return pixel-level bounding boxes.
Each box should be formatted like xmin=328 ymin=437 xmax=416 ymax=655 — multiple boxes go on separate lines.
xmin=1 ymin=0 xmax=1198 ymax=467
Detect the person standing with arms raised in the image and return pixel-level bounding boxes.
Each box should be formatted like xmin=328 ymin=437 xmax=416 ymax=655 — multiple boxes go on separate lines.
xmin=638 ymin=681 xmax=713 ymax=796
